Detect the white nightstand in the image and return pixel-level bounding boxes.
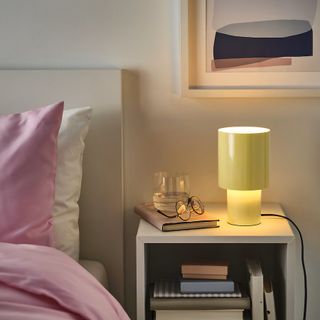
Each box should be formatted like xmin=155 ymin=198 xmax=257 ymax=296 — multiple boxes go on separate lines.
xmin=136 ymin=203 xmax=295 ymax=320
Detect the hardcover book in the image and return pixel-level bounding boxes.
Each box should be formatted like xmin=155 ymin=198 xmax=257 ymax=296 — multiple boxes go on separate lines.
xmin=182 ymin=273 xmax=227 ymax=280
xmin=134 ymin=203 xmax=219 ymax=232
xmin=154 ymin=309 xmax=244 ymax=320
xmin=153 ymin=280 xmax=241 ymax=298
xmin=150 ymin=284 xmax=250 ymax=310
xmin=247 ymin=260 xmax=264 ymax=320
xmin=150 ymin=296 xmax=250 ymax=311
xmin=180 ymin=279 xmax=235 ymax=293
xmin=264 ymin=279 xmax=276 ymax=320
xmin=181 ymin=262 xmax=228 ymax=276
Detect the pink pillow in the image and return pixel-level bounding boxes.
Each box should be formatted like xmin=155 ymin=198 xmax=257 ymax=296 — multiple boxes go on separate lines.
xmin=0 ymin=102 xmax=64 ymax=246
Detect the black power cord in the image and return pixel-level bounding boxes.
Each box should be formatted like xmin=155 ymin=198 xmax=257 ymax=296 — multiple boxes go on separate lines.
xmin=261 ymin=213 xmax=307 ymax=320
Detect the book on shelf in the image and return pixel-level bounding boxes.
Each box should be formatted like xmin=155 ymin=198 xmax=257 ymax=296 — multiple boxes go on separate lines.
xmin=151 ymin=281 xmax=250 ymax=320
xmin=153 ymin=280 xmax=242 ymax=298
xmin=247 ymin=260 xmax=264 ymax=320
xmin=181 ymin=262 xmax=228 ymax=277
xmin=264 ymin=278 xmax=276 ymax=320
xmin=134 ymin=203 xmax=219 ymax=232
xmin=150 ymin=289 xmax=250 ymax=310
xmin=151 ymin=297 xmax=250 ymax=311
xmin=182 ymin=273 xmax=227 ymax=280
xmin=180 ymin=279 xmax=235 ymax=293
xmin=154 ymin=309 xmax=244 ymax=320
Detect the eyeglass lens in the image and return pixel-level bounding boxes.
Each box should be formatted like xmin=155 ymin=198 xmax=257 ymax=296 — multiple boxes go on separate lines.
xmin=176 ymin=200 xmax=191 ymax=221
xmin=190 ymin=196 xmax=205 ymax=214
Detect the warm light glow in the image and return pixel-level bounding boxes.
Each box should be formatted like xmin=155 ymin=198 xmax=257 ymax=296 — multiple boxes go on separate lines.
xmin=219 ymin=127 xmax=270 ymax=134
xmin=227 ymin=189 xmax=261 ymax=225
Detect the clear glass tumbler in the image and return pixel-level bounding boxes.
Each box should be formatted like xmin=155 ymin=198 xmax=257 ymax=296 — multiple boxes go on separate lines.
xmin=153 ymin=172 xmax=190 ymax=214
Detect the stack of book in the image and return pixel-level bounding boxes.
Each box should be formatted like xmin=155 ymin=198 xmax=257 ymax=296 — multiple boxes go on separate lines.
xmin=150 ymin=262 xmax=251 ymax=320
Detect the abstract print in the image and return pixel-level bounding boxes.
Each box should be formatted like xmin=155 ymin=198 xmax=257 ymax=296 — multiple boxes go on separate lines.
xmin=207 ymin=0 xmax=318 ymax=71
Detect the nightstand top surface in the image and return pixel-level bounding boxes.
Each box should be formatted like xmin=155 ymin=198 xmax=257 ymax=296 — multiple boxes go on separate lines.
xmin=136 ymin=203 xmax=295 ymax=244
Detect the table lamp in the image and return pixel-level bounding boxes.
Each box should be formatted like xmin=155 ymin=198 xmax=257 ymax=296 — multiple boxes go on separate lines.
xmin=218 ymin=127 xmax=270 ymax=225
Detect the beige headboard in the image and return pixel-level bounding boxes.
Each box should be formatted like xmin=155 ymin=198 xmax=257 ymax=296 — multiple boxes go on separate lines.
xmin=0 ymin=69 xmax=125 ymax=304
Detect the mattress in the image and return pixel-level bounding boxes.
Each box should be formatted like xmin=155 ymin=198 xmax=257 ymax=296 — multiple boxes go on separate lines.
xmin=79 ymin=259 xmax=108 ymax=289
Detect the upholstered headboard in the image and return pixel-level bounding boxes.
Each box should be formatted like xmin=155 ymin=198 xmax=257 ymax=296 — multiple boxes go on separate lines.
xmin=0 ymin=69 xmax=125 ymax=303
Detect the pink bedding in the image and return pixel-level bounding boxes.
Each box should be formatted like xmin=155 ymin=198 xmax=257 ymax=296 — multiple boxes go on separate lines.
xmin=0 ymin=242 xmax=130 ymax=320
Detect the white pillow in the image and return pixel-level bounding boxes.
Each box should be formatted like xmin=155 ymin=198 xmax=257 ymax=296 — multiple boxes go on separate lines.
xmin=53 ymin=106 xmax=92 ymax=260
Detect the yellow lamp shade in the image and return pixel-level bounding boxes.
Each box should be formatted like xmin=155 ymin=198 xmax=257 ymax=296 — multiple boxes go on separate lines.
xmin=218 ymin=127 xmax=270 ymax=191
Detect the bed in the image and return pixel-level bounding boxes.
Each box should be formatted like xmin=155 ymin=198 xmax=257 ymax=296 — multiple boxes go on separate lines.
xmin=0 ymin=69 xmax=127 ymax=319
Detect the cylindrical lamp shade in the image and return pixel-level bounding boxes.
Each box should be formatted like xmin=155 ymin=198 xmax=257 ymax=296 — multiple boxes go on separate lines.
xmin=218 ymin=127 xmax=270 ymax=190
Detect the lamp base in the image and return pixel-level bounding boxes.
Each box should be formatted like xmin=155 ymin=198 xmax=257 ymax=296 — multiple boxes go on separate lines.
xmin=227 ymin=190 xmax=261 ymax=226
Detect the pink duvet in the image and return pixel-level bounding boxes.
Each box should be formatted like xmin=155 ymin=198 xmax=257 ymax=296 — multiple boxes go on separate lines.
xmin=0 ymin=242 xmax=130 ymax=320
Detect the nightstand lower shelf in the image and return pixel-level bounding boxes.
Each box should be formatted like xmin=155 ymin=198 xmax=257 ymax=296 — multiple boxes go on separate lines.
xmin=136 ymin=203 xmax=295 ymax=320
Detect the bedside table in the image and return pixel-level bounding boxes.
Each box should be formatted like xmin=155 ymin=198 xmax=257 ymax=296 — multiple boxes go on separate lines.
xmin=136 ymin=203 xmax=295 ymax=320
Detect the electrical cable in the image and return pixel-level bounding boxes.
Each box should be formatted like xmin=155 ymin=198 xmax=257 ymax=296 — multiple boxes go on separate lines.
xmin=261 ymin=213 xmax=307 ymax=320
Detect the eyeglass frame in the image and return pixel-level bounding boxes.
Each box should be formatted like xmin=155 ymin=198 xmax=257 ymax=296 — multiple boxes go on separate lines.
xmin=157 ymin=195 xmax=205 ymax=221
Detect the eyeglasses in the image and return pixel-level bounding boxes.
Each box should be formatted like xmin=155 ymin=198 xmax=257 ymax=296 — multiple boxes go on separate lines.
xmin=157 ymin=196 xmax=205 ymax=221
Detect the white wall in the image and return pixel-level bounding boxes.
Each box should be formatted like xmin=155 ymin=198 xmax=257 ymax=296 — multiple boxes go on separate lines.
xmin=0 ymin=0 xmax=319 ymax=319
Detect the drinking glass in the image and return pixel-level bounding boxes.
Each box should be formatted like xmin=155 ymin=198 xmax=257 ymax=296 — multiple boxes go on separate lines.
xmin=153 ymin=172 xmax=190 ymax=214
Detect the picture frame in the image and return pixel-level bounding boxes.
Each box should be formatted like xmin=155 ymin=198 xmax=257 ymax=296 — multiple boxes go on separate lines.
xmin=180 ymin=0 xmax=320 ymax=97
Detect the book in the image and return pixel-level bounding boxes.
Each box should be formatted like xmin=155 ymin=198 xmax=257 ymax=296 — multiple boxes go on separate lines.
xmin=153 ymin=280 xmax=241 ymax=298
xmin=264 ymin=279 xmax=276 ymax=320
xmin=154 ymin=309 xmax=244 ymax=320
xmin=180 ymin=279 xmax=235 ymax=293
xmin=182 ymin=273 xmax=227 ymax=280
xmin=247 ymin=260 xmax=264 ymax=320
xmin=150 ymin=291 xmax=251 ymax=310
xmin=151 ymin=296 xmax=250 ymax=311
xmin=181 ymin=262 xmax=228 ymax=276
xmin=134 ymin=203 xmax=219 ymax=232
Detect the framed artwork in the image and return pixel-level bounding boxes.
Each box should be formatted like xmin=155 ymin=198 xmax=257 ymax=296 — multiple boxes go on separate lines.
xmin=180 ymin=0 xmax=320 ymax=97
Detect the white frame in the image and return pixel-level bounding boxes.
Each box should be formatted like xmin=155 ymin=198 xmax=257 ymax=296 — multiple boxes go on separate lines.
xmin=180 ymin=0 xmax=320 ymax=97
